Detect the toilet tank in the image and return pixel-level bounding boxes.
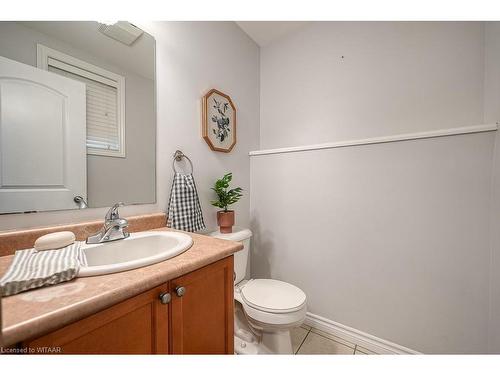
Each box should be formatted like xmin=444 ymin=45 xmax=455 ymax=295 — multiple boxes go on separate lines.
xmin=209 ymin=228 xmax=252 ymax=284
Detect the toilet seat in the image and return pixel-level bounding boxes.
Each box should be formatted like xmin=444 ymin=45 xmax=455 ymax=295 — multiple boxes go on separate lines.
xmin=235 ymin=279 xmax=307 ymax=326
xmin=241 ymin=279 xmax=306 ymax=313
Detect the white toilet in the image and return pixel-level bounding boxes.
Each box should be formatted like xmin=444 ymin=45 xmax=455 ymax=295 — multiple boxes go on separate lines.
xmin=210 ymin=228 xmax=307 ymax=354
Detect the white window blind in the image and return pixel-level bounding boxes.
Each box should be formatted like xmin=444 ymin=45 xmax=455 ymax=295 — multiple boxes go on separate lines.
xmin=48 ymin=65 xmax=120 ymax=152
xmin=37 ymin=44 xmax=126 ymax=158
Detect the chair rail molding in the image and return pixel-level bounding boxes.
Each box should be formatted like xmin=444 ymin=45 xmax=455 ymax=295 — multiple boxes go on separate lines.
xmin=249 ymin=123 xmax=498 ymax=157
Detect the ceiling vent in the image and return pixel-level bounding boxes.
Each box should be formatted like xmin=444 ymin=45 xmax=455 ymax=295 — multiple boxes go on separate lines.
xmin=98 ymin=21 xmax=144 ymax=46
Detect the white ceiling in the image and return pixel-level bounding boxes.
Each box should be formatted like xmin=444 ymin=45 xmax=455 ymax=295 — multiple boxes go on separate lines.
xmin=18 ymin=21 xmax=155 ymax=80
xmin=236 ymin=21 xmax=310 ymax=47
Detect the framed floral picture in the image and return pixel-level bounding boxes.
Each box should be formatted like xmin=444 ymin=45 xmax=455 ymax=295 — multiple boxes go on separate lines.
xmin=202 ymin=89 xmax=236 ymax=153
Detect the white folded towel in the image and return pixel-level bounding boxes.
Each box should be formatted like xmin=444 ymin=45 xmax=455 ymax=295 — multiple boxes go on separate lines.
xmin=0 ymin=242 xmax=87 ymax=297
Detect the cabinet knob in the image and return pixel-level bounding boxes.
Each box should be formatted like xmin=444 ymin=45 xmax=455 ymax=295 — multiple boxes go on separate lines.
xmin=159 ymin=292 xmax=171 ymax=304
xmin=175 ymin=286 xmax=186 ymax=297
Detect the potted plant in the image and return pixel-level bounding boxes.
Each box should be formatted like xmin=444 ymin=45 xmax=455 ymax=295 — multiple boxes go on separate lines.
xmin=211 ymin=173 xmax=243 ymax=233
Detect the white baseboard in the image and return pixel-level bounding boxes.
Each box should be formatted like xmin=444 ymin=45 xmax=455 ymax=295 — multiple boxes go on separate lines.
xmin=304 ymin=312 xmax=422 ymax=355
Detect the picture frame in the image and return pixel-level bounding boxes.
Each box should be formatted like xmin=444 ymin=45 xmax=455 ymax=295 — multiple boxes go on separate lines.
xmin=202 ymin=89 xmax=236 ymax=153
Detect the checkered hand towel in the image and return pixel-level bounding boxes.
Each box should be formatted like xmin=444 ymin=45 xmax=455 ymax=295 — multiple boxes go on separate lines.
xmin=167 ymin=172 xmax=206 ymax=232
xmin=0 ymin=242 xmax=87 ymax=297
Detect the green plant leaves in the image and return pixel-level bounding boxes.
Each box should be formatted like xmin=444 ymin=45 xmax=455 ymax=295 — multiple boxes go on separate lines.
xmin=211 ymin=172 xmax=243 ymax=211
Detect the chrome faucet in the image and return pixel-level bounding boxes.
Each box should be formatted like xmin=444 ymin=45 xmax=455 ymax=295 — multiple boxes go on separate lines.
xmin=86 ymin=202 xmax=130 ymax=244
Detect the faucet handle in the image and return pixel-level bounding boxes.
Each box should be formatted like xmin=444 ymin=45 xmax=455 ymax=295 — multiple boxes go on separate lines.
xmin=105 ymin=202 xmax=125 ymax=221
xmin=113 ymin=218 xmax=129 ymax=228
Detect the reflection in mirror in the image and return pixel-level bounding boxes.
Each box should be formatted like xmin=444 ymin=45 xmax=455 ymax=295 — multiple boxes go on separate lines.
xmin=0 ymin=21 xmax=156 ymax=213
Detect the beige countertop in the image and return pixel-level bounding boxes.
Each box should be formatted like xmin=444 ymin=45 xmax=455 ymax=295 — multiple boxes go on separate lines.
xmin=0 ymin=227 xmax=242 ymax=347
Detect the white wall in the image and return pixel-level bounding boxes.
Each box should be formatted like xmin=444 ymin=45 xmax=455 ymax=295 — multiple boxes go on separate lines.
xmin=251 ymin=134 xmax=494 ymax=354
xmin=260 ymin=22 xmax=484 ymax=149
xmin=0 ymin=21 xmax=260 ymax=231
xmin=252 ymin=21 xmax=495 ymax=353
xmin=484 ymin=22 xmax=500 ymax=354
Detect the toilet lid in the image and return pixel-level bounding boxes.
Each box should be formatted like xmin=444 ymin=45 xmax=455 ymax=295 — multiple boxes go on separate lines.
xmin=241 ymin=279 xmax=306 ymax=313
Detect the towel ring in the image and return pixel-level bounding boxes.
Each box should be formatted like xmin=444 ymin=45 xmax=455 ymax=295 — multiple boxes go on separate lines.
xmin=172 ymin=150 xmax=194 ymax=174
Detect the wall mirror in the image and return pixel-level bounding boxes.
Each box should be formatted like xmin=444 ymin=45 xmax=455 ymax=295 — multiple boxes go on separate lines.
xmin=0 ymin=21 xmax=156 ymax=214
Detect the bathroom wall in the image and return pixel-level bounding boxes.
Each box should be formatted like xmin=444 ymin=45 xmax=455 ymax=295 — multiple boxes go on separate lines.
xmin=0 ymin=21 xmax=260 ymax=231
xmin=137 ymin=21 xmax=260 ymax=232
xmin=260 ymin=22 xmax=485 ymax=149
xmin=251 ymin=21 xmax=495 ymax=353
xmin=0 ymin=22 xmax=156 ymax=209
xmin=484 ymin=22 xmax=500 ymax=354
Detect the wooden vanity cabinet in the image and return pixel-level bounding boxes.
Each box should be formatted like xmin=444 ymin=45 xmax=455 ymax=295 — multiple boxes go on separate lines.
xmin=26 ymin=283 xmax=170 ymax=354
xmin=170 ymin=254 xmax=234 ymax=354
xmin=23 ymin=256 xmax=234 ymax=354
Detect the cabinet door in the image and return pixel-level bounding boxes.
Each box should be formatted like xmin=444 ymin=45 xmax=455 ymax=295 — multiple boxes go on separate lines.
xmin=170 ymin=256 xmax=234 ymax=354
xmin=25 ymin=283 xmax=170 ymax=354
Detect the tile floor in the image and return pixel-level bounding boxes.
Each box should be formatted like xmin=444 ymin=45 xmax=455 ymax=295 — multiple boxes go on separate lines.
xmin=291 ymin=324 xmax=376 ymax=355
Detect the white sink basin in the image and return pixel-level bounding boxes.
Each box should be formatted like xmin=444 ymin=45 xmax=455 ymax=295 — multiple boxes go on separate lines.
xmin=78 ymin=231 xmax=193 ymax=277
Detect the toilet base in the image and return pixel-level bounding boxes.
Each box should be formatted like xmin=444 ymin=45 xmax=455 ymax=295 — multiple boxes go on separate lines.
xmin=234 ymin=335 xmax=259 ymax=354
xmin=234 ymin=301 xmax=296 ymax=354
xmin=234 ymin=327 xmax=294 ymax=354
